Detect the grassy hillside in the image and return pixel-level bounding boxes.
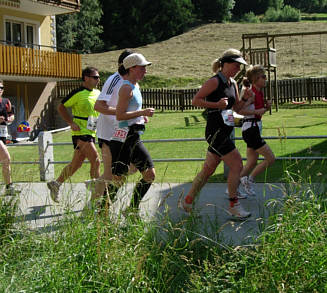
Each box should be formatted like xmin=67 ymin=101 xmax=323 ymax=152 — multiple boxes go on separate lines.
xmin=83 ymin=22 xmax=327 ymax=88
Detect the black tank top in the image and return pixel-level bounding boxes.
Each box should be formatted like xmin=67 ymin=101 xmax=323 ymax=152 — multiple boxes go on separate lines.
xmin=0 ymin=98 xmax=9 ymax=126
xmin=206 ymin=72 xmax=237 ymax=130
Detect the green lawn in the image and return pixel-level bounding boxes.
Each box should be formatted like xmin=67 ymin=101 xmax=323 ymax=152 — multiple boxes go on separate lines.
xmin=5 ymin=102 xmax=327 ymax=184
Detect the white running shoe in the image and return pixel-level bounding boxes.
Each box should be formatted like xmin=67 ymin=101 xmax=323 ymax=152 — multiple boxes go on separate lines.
xmin=178 ymin=195 xmax=193 ymax=213
xmin=47 ymin=180 xmax=60 ymax=203
xmin=228 ymin=202 xmax=251 ymax=219
xmin=225 ymin=187 xmax=247 ymax=199
xmin=240 ymin=176 xmax=256 ymax=196
xmin=85 ymin=179 xmax=97 ymax=193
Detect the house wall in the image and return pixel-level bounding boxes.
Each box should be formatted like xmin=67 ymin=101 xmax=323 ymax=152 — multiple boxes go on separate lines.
xmin=3 ymin=81 xmax=54 ymax=129
xmin=0 ymin=9 xmax=53 ymax=49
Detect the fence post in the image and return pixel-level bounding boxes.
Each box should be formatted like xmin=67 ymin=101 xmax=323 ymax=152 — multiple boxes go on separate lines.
xmin=307 ymin=77 xmax=313 ymax=104
xmin=223 ymin=128 xmax=235 ymax=179
xmin=38 ymin=131 xmax=54 ymax=181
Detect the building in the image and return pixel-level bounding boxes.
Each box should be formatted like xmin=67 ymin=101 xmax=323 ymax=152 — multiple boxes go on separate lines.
xmin=0 ymin=0 xmax=81 ymax=139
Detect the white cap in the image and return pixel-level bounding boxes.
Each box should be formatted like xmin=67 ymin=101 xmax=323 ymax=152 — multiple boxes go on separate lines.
xmin=123 ymin=53 xmax=152 ymax=69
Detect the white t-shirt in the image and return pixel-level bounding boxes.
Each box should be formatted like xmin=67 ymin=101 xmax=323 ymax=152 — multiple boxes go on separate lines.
xmin=96 ymin=72 xmax=123 ymax=140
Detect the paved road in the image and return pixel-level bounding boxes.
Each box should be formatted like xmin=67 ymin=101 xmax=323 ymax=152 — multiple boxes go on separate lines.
xmin=3 ymin=182 xmax=289 ymax=246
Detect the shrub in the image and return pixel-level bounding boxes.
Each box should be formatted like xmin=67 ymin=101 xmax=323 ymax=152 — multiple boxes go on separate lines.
xmin=240 ymin=11 xmax=261 ymax=23
xmin=280 ymin=5 xmax=301 ymax=22
xmin=263 ymin=7 xmax=280 ymax=22
xmin=263 ymin=5 xmax=301 ymax=22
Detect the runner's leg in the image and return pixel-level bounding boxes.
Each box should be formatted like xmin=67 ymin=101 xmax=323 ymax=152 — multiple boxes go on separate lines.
xmin=0 ymin=141 xmax=11 ymax=185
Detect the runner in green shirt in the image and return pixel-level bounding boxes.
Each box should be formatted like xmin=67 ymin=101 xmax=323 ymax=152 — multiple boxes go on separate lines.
xmin=47 ymin=67 xmax=101 ymax=203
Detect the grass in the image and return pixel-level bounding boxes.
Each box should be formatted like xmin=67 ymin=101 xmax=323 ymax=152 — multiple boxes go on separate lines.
xmin=5 ymin=102 xmax=327 ymax=184
xmin=2 ymin=19 xmax=327 ymax=292
xmin=84 ymin=22 xmax=327 ymax=88
xmin=0 ymin=174 xmax=326 ymax=292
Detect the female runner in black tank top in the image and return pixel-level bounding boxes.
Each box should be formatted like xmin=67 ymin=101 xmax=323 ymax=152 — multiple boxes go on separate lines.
xmin=181 ymin=49 xmax=253 ymax=219
xmin=0 ymin=80 xmax=16 ymax=195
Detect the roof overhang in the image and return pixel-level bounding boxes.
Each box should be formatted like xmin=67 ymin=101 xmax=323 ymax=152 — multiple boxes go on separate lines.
xmin=0 ymin=0 xmax=80 ymax=16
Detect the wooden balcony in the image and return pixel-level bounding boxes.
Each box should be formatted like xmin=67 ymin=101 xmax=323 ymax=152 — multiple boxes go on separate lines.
xmin=35 ymin=0 xmax=81 ymax=11
xmin=1 ymin=0 xmax=80 ymax=15
xmin=0 ymin=44 xmax=81 ymax=79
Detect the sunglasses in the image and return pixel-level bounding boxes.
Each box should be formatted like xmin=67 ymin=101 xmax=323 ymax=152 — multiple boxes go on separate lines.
xmin=88 ymin=75 xmax=100 ymax=80
xmin=0 ymin=86 xmax=4 ymax=90
xmin=260 ymin=75 xmax=267 ymax=79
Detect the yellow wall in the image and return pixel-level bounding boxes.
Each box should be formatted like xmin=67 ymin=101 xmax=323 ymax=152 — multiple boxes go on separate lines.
xmin=0 ymin=8 xmax=54 ymax=50
xmin=0 ymin=14 xmax=3 ymax=40
xmin=41 ymin=16 xmax=52 ymax=48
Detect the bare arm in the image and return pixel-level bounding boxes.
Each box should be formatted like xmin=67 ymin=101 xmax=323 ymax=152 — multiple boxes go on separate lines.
xmin=192 ymin=78 xmax=228 ymax=109
xmin=94 ymin=100 xmax=116 ymax=115
xmin=57 ymin=103 xmax=80 ymax=131
xmin=233 ymin=83 xmax=255 ymax=113
xmin=0 ymin=100 xmax=14 ymax=123
xmin=116 ymin=84 xmax=154 ymax=121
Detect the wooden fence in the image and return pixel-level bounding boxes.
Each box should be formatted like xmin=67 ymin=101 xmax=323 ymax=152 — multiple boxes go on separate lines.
xmin=276 ymin=77 xmax=327 ymax=104
xmin=56 ymin=77 xmax=327 ymax=111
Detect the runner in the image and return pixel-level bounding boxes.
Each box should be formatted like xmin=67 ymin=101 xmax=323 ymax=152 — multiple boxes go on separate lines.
xmin=108 ymin=53 xmax=155 ymax=213
xmin=0 ymin=80 xmax=17 ymax=195
xmin=239 ymin=65 xmax=275 ymax=195
xmin=47 ymin=67 xmax=101 ymax=203
xmin=90 ymin=49 xmax=135 ymax=209
xmin=181 ymin=49 xmax=253 ymax=219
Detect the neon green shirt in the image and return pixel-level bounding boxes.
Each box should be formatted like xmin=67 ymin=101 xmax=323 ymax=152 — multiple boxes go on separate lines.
xmin=61 ymin=86 xmax=100 ymax=137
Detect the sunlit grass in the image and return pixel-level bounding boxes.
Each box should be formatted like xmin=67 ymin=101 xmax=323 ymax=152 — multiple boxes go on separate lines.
xmin=0 ymin=172 xmax=326 ymax=292
xmin=4 ymin=104 xmax=327 ymax=183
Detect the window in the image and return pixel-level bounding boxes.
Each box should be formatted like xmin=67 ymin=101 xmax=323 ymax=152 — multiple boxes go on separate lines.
xmin=12 ymin=22 xmax=22 ymax=45
xmin=26 ymin=25 xmax=34 ymax=48
xmin=4 ymin=19 xmax=38 ymax=48
xmin=5 ymin=22 xmax=11 ymax=43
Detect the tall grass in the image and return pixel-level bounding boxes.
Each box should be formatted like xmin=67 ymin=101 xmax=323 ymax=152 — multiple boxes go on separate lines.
xmin=0 ymin=172 xmax=326 ymax=292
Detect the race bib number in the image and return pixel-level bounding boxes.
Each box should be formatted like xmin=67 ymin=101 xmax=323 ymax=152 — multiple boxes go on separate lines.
xmin=111 ymin=127 xmax=129 ymax=143
xmin=221 ymin=109 xmax=235 ymax=127
xmin=0 ymin=125 xmax=8 ymax=137
xmin=87 ymin=116 xmax=97 ymax=131
xmin=242 ymin=120 xmax=262 ymax=133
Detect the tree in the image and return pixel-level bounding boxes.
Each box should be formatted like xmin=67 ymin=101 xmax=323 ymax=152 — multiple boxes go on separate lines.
xmin=56 ymin=0 xmax=103 ymax=53
xmin=100 ymin=0 xmax=194 ymax=50
xmin=284 ymin=0 xmax=327 ymax=12
xmin=192 ymin=0 xmax=235 ymax=22
xmin=268 ymin=0 xmax=284 ymax=10
xmin=233 ymin=0 xmax=269 ymax=18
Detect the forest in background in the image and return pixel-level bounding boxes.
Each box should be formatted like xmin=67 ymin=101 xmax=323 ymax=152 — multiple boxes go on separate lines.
xmin=56 ymin=0 xmax=327 ymax=53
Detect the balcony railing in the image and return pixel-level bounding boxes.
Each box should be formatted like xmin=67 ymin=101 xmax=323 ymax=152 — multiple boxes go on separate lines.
xmin=36 ymin=0 xmax=81 ymax=10
xmin=0 ymin=42 xmax=81 ymax=79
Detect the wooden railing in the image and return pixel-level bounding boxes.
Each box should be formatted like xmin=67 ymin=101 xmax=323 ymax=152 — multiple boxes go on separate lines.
xmin=0 ymin=45 xmax=81 ymax=79
xmin=55 ymin=77 xmax=327 ymax=112
xmin=36 ymin=0 xmax=80 ymax=10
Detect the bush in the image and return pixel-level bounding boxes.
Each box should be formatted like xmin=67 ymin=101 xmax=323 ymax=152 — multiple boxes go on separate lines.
xmin=280 ymin=5 xmax=301 ymax=21
xmin=263 ymin=5 xmax=301 ymax=22
xmin=240 ymin=11 xmax=261 ymax=23
xmin=263 ymin=7 xmax=280 ymax=22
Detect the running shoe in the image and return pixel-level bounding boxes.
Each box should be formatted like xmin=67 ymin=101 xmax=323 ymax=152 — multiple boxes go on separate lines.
xmin=228 ymin=202 xmax=251 ymax=219
xmin=47 ymin=180 xmax=60 ymax=203
xmin=225 ymin=187 xmax=248 ymax=199
xmin=179 ymin=195 xmax=193 ymax=213
xmin=240 ymin=176 xmax=256 ymax=196
xmin=85 ymin=179 xmax=97 ymax=193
